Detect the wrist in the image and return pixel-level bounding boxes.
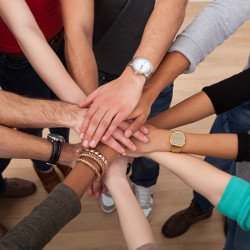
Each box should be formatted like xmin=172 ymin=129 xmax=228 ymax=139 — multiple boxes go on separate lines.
xmin=106 ymin=177 xmax=129 ymax=194
xmin=58 ymin=143 xmax=77 ymax=168
xmin=122 ymin=66 xmax=147 ymax=88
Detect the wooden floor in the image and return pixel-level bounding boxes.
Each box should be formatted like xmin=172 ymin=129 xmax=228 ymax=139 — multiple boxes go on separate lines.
xmin=1 ymin=2 xmax=250 ymax=250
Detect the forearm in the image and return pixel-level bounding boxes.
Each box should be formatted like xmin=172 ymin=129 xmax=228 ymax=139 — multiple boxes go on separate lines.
xmin=149 ymin=152 xmax=231 ymax=206
xmin=0 ymin=125 xmax=78 ymax=167
xmin=0 ymin=0 xmax=86 ymax=104
xmin=0 ymin=90 xmax=84 ymax=130
xmin=133 ymin=0 xmax=188 ymax=70
xmin=148 ymin=91 xmax=214 ymax=129
xmin=62 ymin=0 xmax=98 ymax=95
xmin=169 ymin=0 xmax=250 ymax=73
xmin=64 ymin=31 xmax=98 ymax=95
xmin=108 ymin=179 xmax=155 ymax=250
xmin=142 ymin=52 xmax=190 ymax=103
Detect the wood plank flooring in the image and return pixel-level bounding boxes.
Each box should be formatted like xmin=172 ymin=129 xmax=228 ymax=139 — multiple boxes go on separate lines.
xmin=1 ymin=2 xmax=249 ymax=249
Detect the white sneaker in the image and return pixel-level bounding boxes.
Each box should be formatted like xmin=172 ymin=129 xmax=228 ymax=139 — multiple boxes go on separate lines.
xmin=99 ymin=192 xmax=116 ymax=213
xmin=134 ymin=184 xmax=154 ymax=221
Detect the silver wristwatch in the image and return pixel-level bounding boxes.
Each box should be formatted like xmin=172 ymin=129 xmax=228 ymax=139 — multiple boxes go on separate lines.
xmin=128 ymin=57 xmax=154 ymax=79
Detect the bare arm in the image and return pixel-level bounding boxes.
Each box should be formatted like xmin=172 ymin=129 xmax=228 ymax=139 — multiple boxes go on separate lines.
xmin=0 ymin=0 xmax=86 ymax=104
xmin=103 ymin=157 xmax=156 ymax=250
xmin=150 ymin=152 xmax=231 ymax=206
xmin=79 ymin=0 xmax=188 ymax=147
xmin=61 ymin=0 xmax=97 ymax=95
xmin=0 ymin=90 xmax=85 ymax=132
xmin=0 ymin=125 xmax=80 ymax=168
xmin=127 ymin=125 xmax=238 ymax=161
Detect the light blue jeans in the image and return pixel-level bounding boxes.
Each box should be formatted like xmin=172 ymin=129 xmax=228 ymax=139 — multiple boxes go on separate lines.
xmin=193 ymin=100 xmax=250 ymax=250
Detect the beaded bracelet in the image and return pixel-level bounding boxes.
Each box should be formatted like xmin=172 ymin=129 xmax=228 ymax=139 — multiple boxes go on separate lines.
xmin=84 ymin=148 xmax=108 ymax=168
xmin=75 ymin=157 xmax=101 ymax=183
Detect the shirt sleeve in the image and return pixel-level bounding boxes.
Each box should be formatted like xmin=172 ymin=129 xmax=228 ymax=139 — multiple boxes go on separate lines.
xmin=202 ymin=68 xmax=250 ymax=115
xmin=168 ymin=0 xmax=250 ymax=73
xmin=217 ymin=176 xmax=250 ymax=231
xmin=236 ymin=133 xmax=250 ymax=162
xmin=0 ymin=183 xmax=81 ymax=250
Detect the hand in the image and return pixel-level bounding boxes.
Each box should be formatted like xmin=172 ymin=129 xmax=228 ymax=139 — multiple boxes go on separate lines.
xmin=79 ymin=69 xmax=146 ymax=148
xmin=71 ymin=107 xmax=87 ymax=133
xmin=100 ymin=120 xmax=149 ymax=155
xmin=124 ymin=90 xmax=153 ymax=137
xmin=103 ymin=156 xmax=128 ymax=189
xmin=86 ymin=180 xmax=108 ymax=199
xmin=126 ymin=125 xmax=171 ymax=158
xmin=58 ymin=142 xmax=83 ymax=168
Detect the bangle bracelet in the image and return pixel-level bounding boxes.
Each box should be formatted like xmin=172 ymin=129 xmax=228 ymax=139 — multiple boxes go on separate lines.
xmin=84 ymin=148 xmax=108 ymax=168
xmin=79 ymin=153 xmax=106 ymax=177
xmin=75 ymin=158 xmax=101 ymax=183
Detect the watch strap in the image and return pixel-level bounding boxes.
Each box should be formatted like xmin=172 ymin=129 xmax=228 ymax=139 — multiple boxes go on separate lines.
xmin=48 ymin=141 xmax=62 ymax=165
xmin=171 ymin=145 xmax=182 ymax=153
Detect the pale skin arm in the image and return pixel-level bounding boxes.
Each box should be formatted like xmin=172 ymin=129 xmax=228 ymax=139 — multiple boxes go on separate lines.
xmin=126 ymin=52 xmax=190 ymax=133
xmin=79 ymin=0 xmax=188 ymax=147
xmin=0 ymin=90 xmax=147 ymax=153
xmin=103 ymin=157 xmax=155 ymax=250
xmin=0 ymin=0 xmax=86 ymax=104
xmin=148 ymin=152 xmax=232 ymax=207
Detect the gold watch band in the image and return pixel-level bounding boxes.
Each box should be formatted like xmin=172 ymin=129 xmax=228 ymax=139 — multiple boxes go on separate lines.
xmin=171 ymin=145 xmax=182 ymax=153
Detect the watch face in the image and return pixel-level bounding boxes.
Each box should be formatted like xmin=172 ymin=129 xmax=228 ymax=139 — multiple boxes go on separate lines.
xmin=170 ymin=131 xmax=185 ymax=147
xmin=48 ymin=133 xmax=65 ymax=143
xmin=133 ymin=58 xmax=152 ymax=74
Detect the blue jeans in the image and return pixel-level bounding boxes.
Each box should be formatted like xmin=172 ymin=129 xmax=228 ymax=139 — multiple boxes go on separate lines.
xmin=0 ymin=40 xmax=69 ymax=194
xmin=193 ymin=100 xmax=250 ymax=250
xmin=98 ymin=70 xmax=174 ymax=187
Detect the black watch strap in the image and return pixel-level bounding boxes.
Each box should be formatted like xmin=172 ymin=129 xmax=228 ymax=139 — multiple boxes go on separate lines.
xmin=48 ymin=141 xmax=63 ymax=165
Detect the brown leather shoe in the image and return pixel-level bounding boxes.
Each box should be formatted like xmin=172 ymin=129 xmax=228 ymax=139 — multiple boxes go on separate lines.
xmin=56 ymin=164 xmax=72 ymax=177
xmin=0 ymin=223 xmax=8 ymax=238
xmin=33 ymin=164 xmax=61 ymax=193
xmin=162 ymin=199 xmax=213 ymax=238
xmin=0 ymin=178 xmax=36 ymax=198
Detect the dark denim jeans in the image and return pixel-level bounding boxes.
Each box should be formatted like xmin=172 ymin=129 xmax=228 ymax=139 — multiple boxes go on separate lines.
xmin=0 ymin=41 xmax=69 ymax=194
xmin=98 ymin=70 xmax=174 ymax=187
xmin=193 ymin=100 xmax=250 ymax=250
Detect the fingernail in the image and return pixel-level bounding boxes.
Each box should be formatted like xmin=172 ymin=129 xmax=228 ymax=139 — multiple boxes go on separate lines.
xmin=89 ymin=140 xmax=96 ymax=147
xmin=83 ymin=140 xmax=88 ymax=148
xmin=120 ymin=148 xmax=125 ymax=154
xmin=87 ymin=190 xmax=92 ymax=196
xmin=143 ymin=136 xmax=148 ymax=142
xmin=102 ymin=135 xmax=107 ymax=141
xmin=80 ymin=133 xmax=84 ymax=140
xmin=132 ymin=145 xmax=137 ymax=151
xmin=95 ymin=192 xmax=100 ymax=198
xmin=126 ymin=130 xmax=133 ymax=137
xmin=143 ymin=127 xmax=149 ymax=134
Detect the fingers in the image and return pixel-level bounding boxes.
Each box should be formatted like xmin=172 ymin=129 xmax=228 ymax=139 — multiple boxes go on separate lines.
xmin=119 ymin=121 xmax=148 ymax=143
xmin=102 ymin=113 xmax=125 ymax=142
xmin=86 ymin=183 xmax=94 ymax=196
xmin=112 ymin=128 xmax=137 ymax=152
xmin=93 ymin=180 xmax=102 ymax=199
xmin=102 ymin=136 xmax=126 ymax=155
xmin=88 ymin=110 xmax=117 ymax=148
xmin=101 ymin=183 xmax=108 ymax=194
xmin=125 ymin=115 xmax=147 ymax=137
xmin=80 ymin=104 xmax=102 ymax=146
xmin=79 ymin=92 xmax=96 ymax=108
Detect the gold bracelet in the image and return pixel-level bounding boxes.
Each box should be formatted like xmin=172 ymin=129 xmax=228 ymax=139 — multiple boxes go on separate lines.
xmin=75 ymin=158 xmax=101 ymax=183
xmin=79 ymin=153 xmax=106 ymax=177
xmin=84 ymin=148 xmax=108 ymax=168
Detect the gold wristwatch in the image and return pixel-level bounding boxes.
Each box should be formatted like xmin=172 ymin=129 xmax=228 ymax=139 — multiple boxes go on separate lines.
xmin=170 ymin=130 xmax=185 ymax=153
